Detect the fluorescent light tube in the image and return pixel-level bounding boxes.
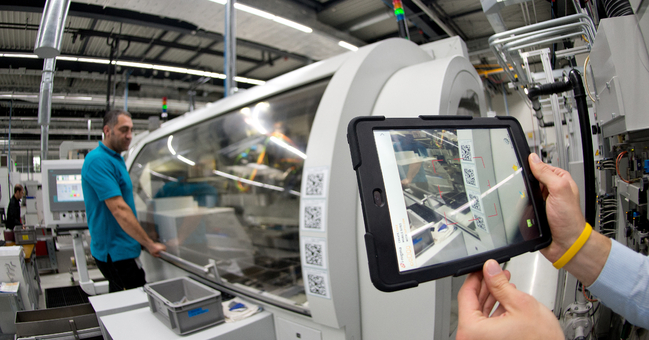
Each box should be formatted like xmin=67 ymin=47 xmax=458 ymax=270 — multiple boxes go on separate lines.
xmin=338 ymin=41 xmax=358 ymax=51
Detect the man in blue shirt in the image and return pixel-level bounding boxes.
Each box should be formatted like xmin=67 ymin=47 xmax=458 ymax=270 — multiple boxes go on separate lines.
xmin=82 ymin=110 xmax=166 ymax=292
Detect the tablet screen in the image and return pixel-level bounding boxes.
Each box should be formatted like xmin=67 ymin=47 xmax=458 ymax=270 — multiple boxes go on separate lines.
xmin=373 ymin=128 xmax=540 ymax=272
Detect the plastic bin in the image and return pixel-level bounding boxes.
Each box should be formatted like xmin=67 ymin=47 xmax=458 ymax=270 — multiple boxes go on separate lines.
xmin=144 ymin=277 xmax=225 ymax=335
xmin=15 ymin=227 xmax=37 ymax=245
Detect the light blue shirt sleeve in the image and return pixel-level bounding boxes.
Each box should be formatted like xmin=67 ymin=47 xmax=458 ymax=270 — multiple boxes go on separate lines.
xmin=587 ymin=240 xmax=649 ymax=329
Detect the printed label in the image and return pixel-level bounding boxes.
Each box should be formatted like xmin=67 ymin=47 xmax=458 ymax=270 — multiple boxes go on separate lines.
xmin=188 ymin=307 xmax=209 ymax=318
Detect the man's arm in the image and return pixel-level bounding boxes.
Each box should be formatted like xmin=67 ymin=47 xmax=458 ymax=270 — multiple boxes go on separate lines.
xmin=104 ymin=196 xmax=166 ymax=257
xmin=402 ymin=162 xmax=422 ymax=186
xmin=528 ymin=153 xmax=611 ymax=286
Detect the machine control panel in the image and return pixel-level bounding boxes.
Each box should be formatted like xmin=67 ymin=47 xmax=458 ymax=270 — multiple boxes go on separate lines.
xmin=53 ymin=210 xmax=87 ymax=224
xmin=41 ymin=160 xmax=88 ymax=228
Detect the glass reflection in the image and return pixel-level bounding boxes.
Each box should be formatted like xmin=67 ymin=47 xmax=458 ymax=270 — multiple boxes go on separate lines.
xmin=129 ymin=80 xmax=329 ymax=309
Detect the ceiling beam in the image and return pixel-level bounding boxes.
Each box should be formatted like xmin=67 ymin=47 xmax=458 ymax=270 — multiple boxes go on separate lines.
xmin=318 ymin=0 xmax=349 ymax=13
xmin=78 ymin=18 xmax=98 ymax=55
xmin=450 ymin=8 xmax=484 ymax=19
xmin=151 ymin=33 xmax=185 ymax=62
xmin=73 ymin=29 xmax=261 ymax=64
xmin=184 ymin=41 xmax=219 ymax=65
xmin=0 ymin=68 xmax=226 ymax=93
xmin=141 ymin=31 xmax=169 ymax=59
xmin=404 ymin=3 xmax=444 ymax=40
xmin=0 ymin=0 xmax=313 ymax=64
xmin=240 ymin=56 xmax=283 ymax=77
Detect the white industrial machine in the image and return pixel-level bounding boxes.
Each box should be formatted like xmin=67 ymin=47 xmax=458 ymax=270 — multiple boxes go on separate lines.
xmin=40 ymin=159 xmax=110 ymax=295
xmin=114 ymin=37 xmax=561 ymax=340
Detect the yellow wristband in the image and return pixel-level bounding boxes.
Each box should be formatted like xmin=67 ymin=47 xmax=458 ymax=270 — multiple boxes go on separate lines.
xmin=553 ymin=223 xmax=592 ymax=269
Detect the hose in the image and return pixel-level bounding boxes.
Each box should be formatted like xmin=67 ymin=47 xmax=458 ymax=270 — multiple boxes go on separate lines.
xmin=602 ymin=0 xmax=634 ymax=17
xmin=527 ymin=69 xmax=596 ymax=227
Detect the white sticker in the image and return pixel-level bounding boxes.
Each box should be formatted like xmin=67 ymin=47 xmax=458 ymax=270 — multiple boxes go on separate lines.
xmin=466 ymin=189 xmax=484 ymax=214
xmin=302 ymin=167 xmax=329 ymax=198
xmin=458 ymin=139 xmax=475 ymax=163
xmin=301 ymin=237 xmax=327 ymax=269
xmin=303 ymin=268 xmax=331 ymax=299
xmin=300 ymin=199 xmax=326 ymax=232
xmin=471 ymin=211 xmax=489 ymax=233
xmin=461 ymin=163 xmax=479 ymax=188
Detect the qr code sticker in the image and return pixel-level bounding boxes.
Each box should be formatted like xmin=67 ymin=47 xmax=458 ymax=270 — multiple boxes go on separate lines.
xmin=306 ymin=173 xmax=324 ymax=196
xmin=305 ymin=243 xmax=323 ymax=266
xmin=308 ymin=273 xmax=327 ymax=296
xmin=464 ymin=168 xmax=476 ymax=186
xmin=301 ymin=200 xmax=326 ymax=232
xmin=468 ymin=192 xmax=481 ymax=211
xmin=301 ymin=237 xmax=327 ymax=269
xmin=461 ymin=144 xmax=472 ymax=162
xmin=474 ymin=215 xmax=486 ymax=232
xmin=304 ymin=268 xmax=330 ymax=298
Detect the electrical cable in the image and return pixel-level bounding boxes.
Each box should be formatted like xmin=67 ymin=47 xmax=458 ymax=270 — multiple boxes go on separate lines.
xmin=600 ymin=211 xmax=617 ymax=220
xmin=582 ymin=283 xmax=599 ymax=302
xmin=616 ymin=151 xmax=634 ymax=184
xmin=584 ymin=55 xmax=597 ymax=103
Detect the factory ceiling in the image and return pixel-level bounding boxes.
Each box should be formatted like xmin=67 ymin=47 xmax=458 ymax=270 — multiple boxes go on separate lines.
xmin=0 ymin=0 xmax=561 ymax=162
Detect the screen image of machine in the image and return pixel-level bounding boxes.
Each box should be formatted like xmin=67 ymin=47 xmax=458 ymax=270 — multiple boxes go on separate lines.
xmin=54 ymin=174 xmax=84 ymax=202
xmin=46 ymin=169 xmax=86 ymax=212
xmin=373 ymin=128 xmax=540 ymax=272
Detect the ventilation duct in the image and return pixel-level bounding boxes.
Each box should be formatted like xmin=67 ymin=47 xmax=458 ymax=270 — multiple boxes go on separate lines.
xmin=34 ymin=0 xmax=71 ymax=58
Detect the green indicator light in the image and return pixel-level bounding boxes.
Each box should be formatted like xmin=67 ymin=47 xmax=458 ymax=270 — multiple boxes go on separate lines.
xmin=527 ymin=219 xmax=533 ymax=227
xmin=394 ymin=8 xmax=405 ymax=16
xmin=162 ymin=104 xmax=168 ymax=109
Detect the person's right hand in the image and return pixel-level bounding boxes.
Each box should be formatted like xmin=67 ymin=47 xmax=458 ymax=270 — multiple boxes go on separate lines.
xmin=528 ymin=153 xmax=587 ymax=263
xmin=147 ymin=242 xmax=167 ymax=257
xmin=457 ymin=260 xmax=563 ymax=340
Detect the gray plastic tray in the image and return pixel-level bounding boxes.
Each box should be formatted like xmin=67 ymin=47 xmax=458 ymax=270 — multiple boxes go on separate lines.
xmin=144 ymin=277 xmax=225 ymax=335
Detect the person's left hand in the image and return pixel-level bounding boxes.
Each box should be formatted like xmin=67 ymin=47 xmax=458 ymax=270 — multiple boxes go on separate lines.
xmin=456 ymin=260 xmax=563 ymax=340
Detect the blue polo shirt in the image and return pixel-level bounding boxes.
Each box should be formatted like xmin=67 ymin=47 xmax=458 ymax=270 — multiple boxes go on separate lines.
xmin=81 ymin=142 xmax=140 ymax=262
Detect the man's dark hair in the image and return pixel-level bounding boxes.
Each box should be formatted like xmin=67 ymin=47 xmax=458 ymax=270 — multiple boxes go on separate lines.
xmin=14 ymin=184 xmax=23 ymax=194
xmin=103 ymin=110 xmax=132 ymax=129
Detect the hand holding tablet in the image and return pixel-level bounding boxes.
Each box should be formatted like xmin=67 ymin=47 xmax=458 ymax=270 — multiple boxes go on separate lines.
xmin=348 ymin=116 xmax=551 ymax=292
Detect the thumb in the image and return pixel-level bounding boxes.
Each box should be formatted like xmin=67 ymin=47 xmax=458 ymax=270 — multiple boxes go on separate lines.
xmin=482 ymin=260 xmax=522 ymax=309
xmin=528 ymin=153 xmax=556 ymax=187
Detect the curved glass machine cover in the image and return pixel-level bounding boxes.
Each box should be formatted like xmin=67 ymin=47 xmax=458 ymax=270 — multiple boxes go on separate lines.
xmin=129 ymin=80 xmax=329 ymax=312
xmin=348 ymin=116 xmax=551 ymax=292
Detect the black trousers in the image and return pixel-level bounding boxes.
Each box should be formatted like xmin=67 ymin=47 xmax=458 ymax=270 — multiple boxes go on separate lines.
xmin=94 ymin=255 xmax=146 ymax=293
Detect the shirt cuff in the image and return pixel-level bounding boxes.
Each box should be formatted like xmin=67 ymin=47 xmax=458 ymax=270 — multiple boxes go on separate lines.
xmin=588 ymin=240 xmax=641 ymax=292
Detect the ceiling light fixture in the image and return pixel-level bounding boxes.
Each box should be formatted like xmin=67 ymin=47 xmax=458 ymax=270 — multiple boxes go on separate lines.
xmin=338 ymin=41 xmax=358 ymax=51
xmin=234 ymin=3 xmax=275 ymax=20
xmin=0 ymin=53 xmax=265 ymax=85
xmin=206 ymin=0 xmax=312 ymax=33
xmin=272 ymin=17 xmax=313 ymax=33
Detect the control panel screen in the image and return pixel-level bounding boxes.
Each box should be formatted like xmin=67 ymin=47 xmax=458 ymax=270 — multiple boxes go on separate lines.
xmin=54 ymin=175 xmax=84 ymax=202
xmin=47 ymin=169 xmax=86 ymax=212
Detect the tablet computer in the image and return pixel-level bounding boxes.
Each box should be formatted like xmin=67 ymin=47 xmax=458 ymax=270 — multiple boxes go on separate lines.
xmin=347 ymin=115 xmax=551 ymax=292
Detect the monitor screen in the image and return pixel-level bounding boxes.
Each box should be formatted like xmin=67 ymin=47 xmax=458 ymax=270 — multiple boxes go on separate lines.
xmin=47 ymin=169 xmax=86 ymax=212
xmin=54 ymin=174 xmax=84 ymax=202
xmin=373 ymin=127 xmax=540 ymax=272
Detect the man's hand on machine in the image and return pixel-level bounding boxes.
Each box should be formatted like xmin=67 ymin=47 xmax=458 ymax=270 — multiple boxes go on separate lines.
xmin=146 ymin=242 xmax=167 ymax=257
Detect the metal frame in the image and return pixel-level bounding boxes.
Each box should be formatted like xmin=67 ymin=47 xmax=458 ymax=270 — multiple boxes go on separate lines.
xmin=488 ymin=13 xmax=596 ymax=85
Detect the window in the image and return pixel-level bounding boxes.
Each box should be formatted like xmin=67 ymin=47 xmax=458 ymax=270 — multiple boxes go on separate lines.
xmin=129 ymin=79 xmax=329 ymax=312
